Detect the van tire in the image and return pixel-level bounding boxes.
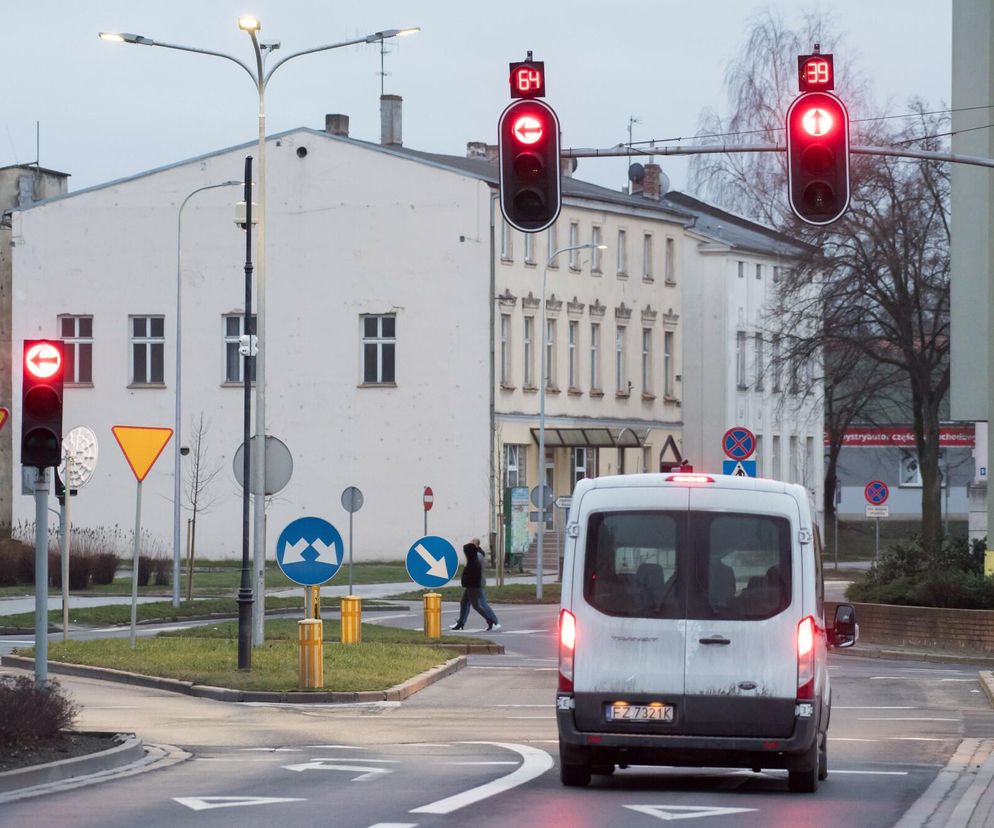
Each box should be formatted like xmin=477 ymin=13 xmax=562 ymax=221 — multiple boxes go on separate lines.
xmin=591 ymin=763 xmax=615 ymax=776
xmin=560 ymin=745 xmax=592 ymax=787
xmin=818 ymin=732 xmax=828 ymax=781
xmin=787 ymin=740 xmax=819 ymax=793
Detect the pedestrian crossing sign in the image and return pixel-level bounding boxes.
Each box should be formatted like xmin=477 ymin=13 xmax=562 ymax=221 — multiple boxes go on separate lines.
xmin=722 ymin=460 xmax=757 ymax=477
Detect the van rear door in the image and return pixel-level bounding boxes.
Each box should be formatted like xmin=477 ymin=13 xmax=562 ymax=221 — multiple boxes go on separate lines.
xmin=681 ymin=487 xmax=800 ymax=737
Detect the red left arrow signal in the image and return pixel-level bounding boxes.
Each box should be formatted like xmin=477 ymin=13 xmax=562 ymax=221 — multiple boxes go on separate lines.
xmin=513 ymin=115 xmax=544 ymax=145
xmin=25 ymin=343 xmax=62 ymax=379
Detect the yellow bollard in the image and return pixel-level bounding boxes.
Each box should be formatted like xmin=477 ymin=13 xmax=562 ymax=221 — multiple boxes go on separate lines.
xmin=311 ymin=585 xmax=321 ymax=620
xmin=986 ymin=550 xmax=994 ymax=578
xmin=341 ymin=595 xmax=362 ymax=644
xmin=298 ymin=618 xmax=324 ymax=689
xmin=423 ymin=592 xmax=442 ymax=640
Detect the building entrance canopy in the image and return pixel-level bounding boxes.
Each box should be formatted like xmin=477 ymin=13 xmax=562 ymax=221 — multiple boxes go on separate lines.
xmin=529 ymin=427 xmax=647 ymax=448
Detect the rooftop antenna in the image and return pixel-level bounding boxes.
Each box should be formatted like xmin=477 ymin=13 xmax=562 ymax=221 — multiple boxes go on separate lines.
xmin=626 ymin=116 xmax=642 ymax=188
xmin=378 ymin=37 xmax=392 ymax=96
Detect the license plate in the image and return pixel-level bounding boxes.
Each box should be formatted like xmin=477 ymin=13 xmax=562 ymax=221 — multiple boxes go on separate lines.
xmin=605 ymin=703 xmax=674 ymax=722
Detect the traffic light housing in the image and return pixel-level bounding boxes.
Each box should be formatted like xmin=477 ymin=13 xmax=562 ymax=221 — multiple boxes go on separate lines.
xmin=21 ymin=340 xmax=64 ymax=468
xmin=786 ymin=91 xmax=850 ymax=225
xmin=498 ymin=98 xmax=561 ymax=233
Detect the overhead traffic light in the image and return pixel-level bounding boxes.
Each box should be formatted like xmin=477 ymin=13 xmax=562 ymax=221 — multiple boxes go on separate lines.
xmin=498 ymin=98 xmax=561 ymax=233
xmin=21 ymin=339 xmax=64 ymax=468
xmin=786 ymin=90 xmax=850 ymax=225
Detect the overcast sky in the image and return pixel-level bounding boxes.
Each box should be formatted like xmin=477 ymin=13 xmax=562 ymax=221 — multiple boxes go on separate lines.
xmin=3 ymin=1 xmax=951 ymax=196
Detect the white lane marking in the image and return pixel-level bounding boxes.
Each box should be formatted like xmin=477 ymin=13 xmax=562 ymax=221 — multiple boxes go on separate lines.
xmin=367 ymin=824 xmax=417 ymax=828
xmin=175 ymin=796 xmax=304 ymax=811
xmin=830 ymin=738 xmax=879 ymax=742
xmin=467 ymin=666 xmax=556 ymax=671
xmin=939 ymin=678 xmax=978 ymax=683
xmin=241 ymin=747 xmax=301 ymax=752
xmin=410 ymin=742 xmax=553 ymax=815
xmin=625 ymin=804 xmax=756 ymax=821
xmin=282 ymin=760 xmax=396 ymax=781
xmin=858 ymin=717 xmax=959 ymax=722
xmin=448 ymin=761 xmax=520 ymax=766
xmin=302 ymin=745 xmax=368 ymax=750
xmin=500 ymin=629 xmax=546 ymax=635
xmin=835 ymin=706 xmax=917 ymax=710
xmin=870 ymin=676 xmax=905 ymax=680
xmin=830 ymin=770 xmax=909 ymax=776
xmin=890 ymin=737 xmax=951 ymax=742
xmin=507 ymin=716 xmax=555 ymax=720
xmin=496 ymin=704 xmax=549 ymax=708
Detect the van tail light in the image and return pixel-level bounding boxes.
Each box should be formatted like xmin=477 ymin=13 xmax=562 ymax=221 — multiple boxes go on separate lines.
xmin=665 ymin=474 xmax=715 ymax=485
xmin=559 ymin=609 xmax=576 ymax=693
xmin=797 ymin=615 xmax=815 ymax=700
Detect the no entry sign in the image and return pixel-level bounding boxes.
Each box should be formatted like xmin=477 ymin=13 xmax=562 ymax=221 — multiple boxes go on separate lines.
xmin=423 ymin=486 xmax=434 ymax=511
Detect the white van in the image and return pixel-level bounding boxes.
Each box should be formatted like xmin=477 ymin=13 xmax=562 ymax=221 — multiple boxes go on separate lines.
xmin=556 ymin=472 xmax=856 ymax=792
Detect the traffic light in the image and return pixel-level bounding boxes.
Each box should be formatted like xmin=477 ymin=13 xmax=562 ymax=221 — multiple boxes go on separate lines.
xmin=786 ymin=90 xmax=850 ymax=225
xmin=21 ymin=340 xmax=64 ymax=468
xmin=498 ymin=98 xmax=561 ymax=233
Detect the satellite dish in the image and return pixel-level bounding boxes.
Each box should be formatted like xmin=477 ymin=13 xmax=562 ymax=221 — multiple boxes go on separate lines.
xmin=60 ymin=426 xmax=99 ymax=489
xmin=628 ymin=163 xmax=645 ymax=183
xmin=659 ymin=170 xmax=671 ymax=195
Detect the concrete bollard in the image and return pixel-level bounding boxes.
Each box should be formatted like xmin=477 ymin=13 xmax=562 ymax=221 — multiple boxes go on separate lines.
xmin=341 ymin=595 xmax=362 ymax=644
xmin=298 ymin=618 xmax=324 ymax=689
xmin=423 ymin=592 xmax=442 ymax=639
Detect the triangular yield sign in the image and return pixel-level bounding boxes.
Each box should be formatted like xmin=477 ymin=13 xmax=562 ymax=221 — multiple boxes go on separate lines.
xmin=624 ymin=804 xmax=757 ymax=821
xmin=174 ymin=796 xmax=305 ymax=811
xmin=0 ymin=407 xmax=8 ymax=431
xmin=112 ymin=425 xmax=173 ymax=482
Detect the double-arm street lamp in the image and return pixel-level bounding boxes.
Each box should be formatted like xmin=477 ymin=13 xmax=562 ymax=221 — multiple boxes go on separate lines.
xmin=100 ymin=20 xmax=419 ymax=643
xmin=536 ymin=242 xmax=606 ymax=598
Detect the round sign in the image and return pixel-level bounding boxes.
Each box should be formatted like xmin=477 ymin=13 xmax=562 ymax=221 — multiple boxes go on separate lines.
xmin=864 ymin=480 xmax=889 ymax=505
xmin=25 ymin=342 xmax=62 ymax=379
xmin=722 ymin=427 xmax=756 ymax=460
xmin=275 ymin=516 xmax=344 ymax=586
xmin=233 ymin=435 xmax=293 ymax=495
xmin=530 ymin=484 xmax=554 ymax=509
xmin=60 ymin=426 xmax=99 ymax=489
xmin=341 ymin=485 xmax=364 ymax=513
xmin=405 ymin=535 xmax=458 ymax=589
xmin=423 ymin=486 xmax=434 ymax=512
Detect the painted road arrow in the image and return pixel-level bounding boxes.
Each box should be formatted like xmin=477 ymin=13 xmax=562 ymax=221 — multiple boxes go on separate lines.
xmin=282 ymin=759 xmax=397 ymax=781
xmin=624 ymin=804 xmax=757 ymax=821
xmin=175 ymin=796 xmax=305 ymax=811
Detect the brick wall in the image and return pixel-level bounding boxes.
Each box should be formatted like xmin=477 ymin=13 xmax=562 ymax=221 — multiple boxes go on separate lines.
xmin=827 ymin=601 xmax=994 ymax=653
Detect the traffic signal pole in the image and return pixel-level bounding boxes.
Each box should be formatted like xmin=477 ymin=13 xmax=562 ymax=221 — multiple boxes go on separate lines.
xmin=33 ymin=468 xmax=49 ymax=685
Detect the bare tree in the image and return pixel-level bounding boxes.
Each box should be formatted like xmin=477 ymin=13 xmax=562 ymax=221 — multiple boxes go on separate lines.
xmin=183 ymin=413 xmax=224 ymax=600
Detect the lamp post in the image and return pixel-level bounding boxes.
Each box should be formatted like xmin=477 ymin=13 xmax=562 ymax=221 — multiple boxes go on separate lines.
xmin=100 ymin=21 xmax=419 ymax=642
xmin=536 ymin=242 xmax=606 ymax=598
xmin=173 ymin=180 xmax=240 ymax=608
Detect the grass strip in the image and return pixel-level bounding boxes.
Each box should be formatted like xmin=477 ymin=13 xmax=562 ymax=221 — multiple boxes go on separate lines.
xmin=388 ymin=583 xmax=561 ymax=604
xmin=32 ymin=637 xmax=450 ymax=693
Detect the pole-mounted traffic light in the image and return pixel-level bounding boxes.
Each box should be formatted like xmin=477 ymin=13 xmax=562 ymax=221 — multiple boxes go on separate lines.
xmin=498 ymin=55 xmax=561 ymax=233
xmin=22 ymin=339 xmax=64 ymax=468
xmin=786 ymin=50 xmax=850 ymax=225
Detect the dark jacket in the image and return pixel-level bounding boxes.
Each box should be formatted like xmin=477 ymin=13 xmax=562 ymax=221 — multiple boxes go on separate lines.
xmin=460 ymin=544 xmax=483 ymax=588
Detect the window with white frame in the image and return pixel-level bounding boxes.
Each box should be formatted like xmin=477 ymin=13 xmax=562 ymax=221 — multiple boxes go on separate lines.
xmin=361 ymin=314 xmax=396 ymax=384
xmin=754 ymin=333 xmax=764 ymax=390
xmin=737 ymin=261 xmax=745 ymax=278
xmin=773 ymin=265 xmax=781 ymax=283
xmin=223 ymin=313 xmax=257 ymax=383
xmin=736 ymin=331 xmax=747 ymax=388
xmin=524 ymin=232 xmax=535 ymax=265
xmin=569 ymin=222 xmax=580 ymax=269
xmin=771 ymin=435 xmax=781 ymax=479
xmin=900 ymin=450 xmax=923 ymax=487
xmin=591 ymin=226 xmax=603 ymax=273
xmin=568 ymin=320 xmax=579 ymax=389
xmin=590 ymin=322 xmax=601 ymax=391
xmin=755 ymin=434 xmax=764 ymax=476
xmin=500 ymin=220 xmax=513 ymax=262
xmin=615 ymin=325 xmax=627 ymax=393
xmin=789 ymin=436 xmax=799 ymax=484
xmin=500 ymin=313 xmax=511 ymax=385
xmin=130 ymin=315 xmax=164 ymax=385
xmin=755 ymin=263 xmax=763 ymax=280
xmin=772 ymin=335 xmax=782 ymax=392
xmin=664 ymin=237 xmax=676 ymax=284
xmin=663 ymin=331 xmax=674 ymax=397
xmin=571 ymin=447 xmax=596 ymax=490
xmin=804 ymin=436 xmax=815 ymax=488
xmin=642 ymin=234 xmax=653 ymax=279
xmin=641 ymin=328 xmax=652 ymax=395
xmin=545 ymin=318 xmax=557 ymax=389
xmin=617 ymin=229 xmax=627 ymax=276
xmin=60 ymin=315 xmax=93 ymax=385
xmin=504 ymin=443 xmax=527 ymax=488
xmin=547 ymin=224 xmax=559 ymax=267
xmin=523 ymin=316 xmax=535 ymax=387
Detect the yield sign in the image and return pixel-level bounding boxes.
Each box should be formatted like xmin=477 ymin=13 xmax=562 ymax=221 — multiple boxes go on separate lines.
xmin=0 ymin=408 xmax=8 ymax=431
xmin=112 ymin=425 xmax=173 ymax=482
xmin=624 ymin=804 xmax=756 ymax=821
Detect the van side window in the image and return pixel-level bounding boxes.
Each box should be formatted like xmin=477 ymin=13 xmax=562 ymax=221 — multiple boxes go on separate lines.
xmin=687 ymin=513 xmax=792 ymax=621
xmin=583 ymin=511 xmax=686 ymax=619
xmin=813 ymin=525 xmax=825 ymax=616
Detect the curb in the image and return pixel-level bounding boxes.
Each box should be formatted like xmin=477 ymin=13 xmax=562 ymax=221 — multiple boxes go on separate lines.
xmin=1 ymin=653 xmax=468 ymax=704
xmin=833 ymin=644 xmax=994 ymax=667
xmin=0 ymin=732 xmax=143 ymax=794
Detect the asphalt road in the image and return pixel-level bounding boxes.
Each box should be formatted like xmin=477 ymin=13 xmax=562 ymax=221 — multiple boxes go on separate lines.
xmin=1 ymin=602 xmax=992 ymax=826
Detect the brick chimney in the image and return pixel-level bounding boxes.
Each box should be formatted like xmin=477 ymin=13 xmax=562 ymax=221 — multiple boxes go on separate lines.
xmin=325 ymin=114 xmax=349 ymax=137
xmin=380 ymin=95 xmax=402 ymax=146
xmin=642 ymin=163 xmax=662 ymax=200
xmin=466 ymin=142 xmax=498 ymax=162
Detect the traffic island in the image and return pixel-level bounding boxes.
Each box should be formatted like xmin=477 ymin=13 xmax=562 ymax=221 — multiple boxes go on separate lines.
xmin=0 ymin=731 xmax=144 ymax=794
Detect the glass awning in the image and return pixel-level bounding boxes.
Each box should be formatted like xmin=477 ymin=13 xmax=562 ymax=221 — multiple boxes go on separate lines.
xmin=529 ymin=427 xmax=647 ymax=448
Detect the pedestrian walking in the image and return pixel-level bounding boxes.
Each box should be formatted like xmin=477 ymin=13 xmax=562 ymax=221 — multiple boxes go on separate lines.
xmin=450 ymin=539 xmax=501 ymax=631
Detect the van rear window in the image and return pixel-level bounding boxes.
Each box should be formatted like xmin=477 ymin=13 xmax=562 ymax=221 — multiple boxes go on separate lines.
xmin=583 ymin=511 xmax=791 ymax=620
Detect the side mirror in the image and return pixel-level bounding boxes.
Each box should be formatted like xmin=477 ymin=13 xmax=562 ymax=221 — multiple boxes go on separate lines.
xmin=829 ymin=604 xmax=857 ymax=649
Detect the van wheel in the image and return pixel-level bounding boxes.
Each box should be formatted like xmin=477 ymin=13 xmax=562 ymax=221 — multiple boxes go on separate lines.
xmin=560 ymin=745 xmax=592 ymax=787
xmin=787 ymin=740 xmax=819 ymax=793
xmin=591 ymin=763 xmax=615 ymax=776
xmin=818 ymin=733 xmax=828 ymax=781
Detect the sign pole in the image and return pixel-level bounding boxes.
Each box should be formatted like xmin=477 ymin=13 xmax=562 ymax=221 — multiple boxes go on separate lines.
xmin=875 ymin=516 xmax=880 ymax=560
xmin=129 ymin=479 xmax=142 ymax=649
xmin=33 ymin=468 xmax=49 ymax=685
xmin=61 ymin=456 xmax=73 ymax=642
xmin=348 ymin=510 xmax=354 ymax=597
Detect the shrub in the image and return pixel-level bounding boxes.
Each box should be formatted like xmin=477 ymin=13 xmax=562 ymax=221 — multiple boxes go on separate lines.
xmin=0 ymin=539 xmax=33 ymax=586
xmin=137 ymin=555 xmax=152 ymax=587
xmin=89 ymin=552 xmax=118 ymax=585
xmin=0 ymin=677 xmax=78 ymax=747
xmin=152 ymin=557 xmax=171 ymax=587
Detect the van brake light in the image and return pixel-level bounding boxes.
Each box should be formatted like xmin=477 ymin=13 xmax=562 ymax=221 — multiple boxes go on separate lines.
xmin=559 ymin=609 xmax=576 ymax=693
xmin=797 ymin=615 xmax=816 ymax=700
xmin=666 ymin=474 xmax=715 ymax=485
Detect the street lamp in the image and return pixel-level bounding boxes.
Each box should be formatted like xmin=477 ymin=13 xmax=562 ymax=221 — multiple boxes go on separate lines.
xmin=173 ymin=180 xmax=240 ymax=608
xmin=536 ymin=242 xmax=607 ymax=598
xmin=100 ymin=20 xmax=419 ymax=644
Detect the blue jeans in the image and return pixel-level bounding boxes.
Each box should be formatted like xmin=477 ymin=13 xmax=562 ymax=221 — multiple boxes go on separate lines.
xmin=458 ymin=587 xmax=499 ymax=626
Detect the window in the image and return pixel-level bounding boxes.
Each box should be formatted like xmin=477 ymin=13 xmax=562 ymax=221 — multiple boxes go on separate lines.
xmin=223 ymin=314 xmax=257 ymax=383
xmin=547 ymin=224 xmax=559 ymax=267
xmin=523 ymin=232 xmax=535 ymax=265
xmin=500 ymin=314 xmax=511 ymax=385
xmin=617 ymin=229 xmax=628 ymax=276
xmin=523 ymin=316 xmax=535 ymax=387
xmin=771 ymin=435 xmax=781 ymax=479
xmin=754 ymin=333 xmax=764 ymax=391
xmin=900 ymin=451 xmax=923 ymax=487
xmin=590 ymin=322 xmax=601 ymax=391
xmin=591 ymin=226 xmax=603 ymax=273
xmin=664 ymin=237 xmax=676 ymax=284
xmin=663 ymin=331 xmax=674 ymax=397
xmin=641 ymin=328 xmax=653 ymax=395
xmin=60 ymin=315 xmax=93 ymax=385
xmin=545 ymin=318 xmax=557 ymax=389
xmin=789 ymin=354 xmax=800 ymax=394
xmin=736 ymin=331 xmax=747 ymax=389
xmin=500 ymin=220 xmax=513 ymax=262
xmin=568 ymin=320 xmax=579 ymax=389
xmin=755 ymin=435 xmax=763 ymax=476
xmin=737 ymin=261 xmax=745 ymax=278
xmin=130 ymin=315 xmax=164 ymax=385
xmin=642 ymin=234 xmax=653 ymax=279
xmin=789 ymin=436 xmax=799 ymax=484
xmin=504 ymin=444 xmax=527 ymax=488
xmin=772 ymin=335 xmax=782 ymax=392
xmin=755 ymin=263 xmax=762 ymax=280
xmin=773 ymin=266 xmax=781 ymax=283
xmin=361 ymin=314 xmax=396 ymax=384
xmin=615 ymin=326 xmax=627 ymax=393
xmin=805 ymin=437 xmax=815 ymax=488
xmin=572 ymin=447 xmax=597 ymax=489
xmin=569 ymin=222 xmax=580 ymax=269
